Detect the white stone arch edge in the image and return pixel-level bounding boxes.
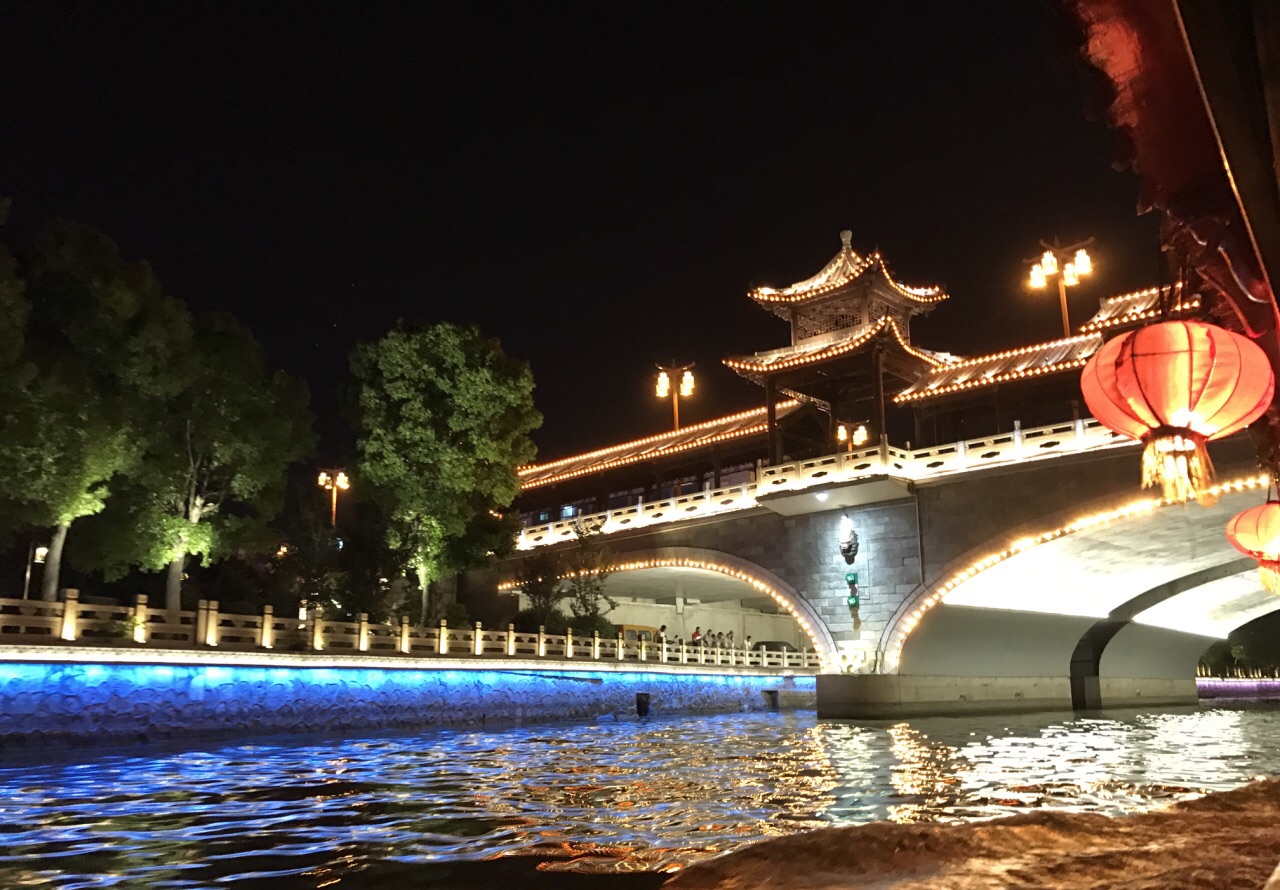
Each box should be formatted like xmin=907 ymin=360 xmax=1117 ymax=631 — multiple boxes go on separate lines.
xmin=501 ymin=545 xmax=840 ymax=672
xmin=877 ymin=472 xmax=1270 ymax=675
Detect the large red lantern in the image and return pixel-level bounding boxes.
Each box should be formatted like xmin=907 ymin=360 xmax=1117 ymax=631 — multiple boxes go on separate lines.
xmin=1080 ymin=320 xmax=1273 ymax=503
xmin=1226 ymin=502 xmax=1280 ymax=595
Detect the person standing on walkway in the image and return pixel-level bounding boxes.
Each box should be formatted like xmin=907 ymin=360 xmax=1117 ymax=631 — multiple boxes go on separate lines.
xmin=691 ymin=627 xmax=702 ymax=647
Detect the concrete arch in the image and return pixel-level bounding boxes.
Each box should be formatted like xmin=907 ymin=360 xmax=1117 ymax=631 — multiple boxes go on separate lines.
xmin=884 ymin=472 xmax=1272 ymax=679
xmin=598 ymin=546 xmax=840 ymax=671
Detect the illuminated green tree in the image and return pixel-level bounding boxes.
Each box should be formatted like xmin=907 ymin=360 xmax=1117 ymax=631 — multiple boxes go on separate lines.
xmin=351 ymin=321 xmax=541 ymax=621
xmin=0 ymin=222 xmax=192 ymax=599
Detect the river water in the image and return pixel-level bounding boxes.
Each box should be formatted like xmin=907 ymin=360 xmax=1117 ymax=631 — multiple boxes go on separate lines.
xmin=2 ymin=702 xmax=1278 ymax=888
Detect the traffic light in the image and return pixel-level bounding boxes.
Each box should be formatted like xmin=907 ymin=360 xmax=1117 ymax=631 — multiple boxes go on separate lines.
xmin=844 ymin=571 xmax=858 ymax=586
xmin=846 ymin=593 xmax=860 ymax=608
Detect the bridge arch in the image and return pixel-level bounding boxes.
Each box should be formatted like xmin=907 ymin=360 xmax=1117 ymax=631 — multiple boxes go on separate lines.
xmin=502 ymin=545 xmax=840 ymax=671
xmin=880 ymin=472 xmax=1277 ymax=684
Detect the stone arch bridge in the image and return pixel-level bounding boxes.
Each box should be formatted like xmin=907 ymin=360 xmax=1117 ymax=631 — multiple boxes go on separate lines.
xmin=493 ymin=421 xmax=1273 ymax=716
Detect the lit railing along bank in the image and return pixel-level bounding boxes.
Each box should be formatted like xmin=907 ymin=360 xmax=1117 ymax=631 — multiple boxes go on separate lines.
xmin=0 ymin=594 xmax=820 ymax=671
xmin=518 ymin=417 xmax=1134 ymax=549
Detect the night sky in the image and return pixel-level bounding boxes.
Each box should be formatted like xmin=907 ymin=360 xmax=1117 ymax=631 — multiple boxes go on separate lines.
xmin=1 ymin=2 xmax=1159 ymax=463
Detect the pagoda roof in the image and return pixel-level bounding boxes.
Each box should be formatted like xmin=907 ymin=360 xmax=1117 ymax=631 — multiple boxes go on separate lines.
xmin=517 ymin=402 xmax=802 ymax=490
xmin=894 ymin=334 xmax=1103 ymax=404
xmin=1079 ymin=284 xmax=1200 ymax=332
xmin=748 ymin=231 xmax=948 ymax=310
xmin=724 ymin=316 xmax=950 ymax=379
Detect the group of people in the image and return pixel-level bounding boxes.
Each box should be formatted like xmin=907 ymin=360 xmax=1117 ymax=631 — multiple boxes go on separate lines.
xmin=687 ymin=627 xmax=751 ymax=650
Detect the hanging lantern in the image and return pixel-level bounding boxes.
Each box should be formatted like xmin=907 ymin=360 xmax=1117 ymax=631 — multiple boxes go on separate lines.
xmin=1226 ymin=502 xmax=1280 ymax=595
xmin=1080 ymin=320 xmax=1273 ymax=503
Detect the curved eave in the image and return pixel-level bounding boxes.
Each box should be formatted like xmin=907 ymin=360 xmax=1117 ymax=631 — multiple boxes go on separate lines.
xmin=748 ymin=256 xmax=948 ymax=307
xmin=724 ymin=316 xmax=948 ymax=379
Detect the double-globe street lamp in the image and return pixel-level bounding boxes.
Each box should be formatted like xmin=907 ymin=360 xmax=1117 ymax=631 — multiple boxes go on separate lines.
xmin=1029 ymin=238 xmax=1094 ymax=338
xmin=317 ymin=470 xmax=350 ymax=527
xmin=656 ymin=363 xmax=695 ymax=430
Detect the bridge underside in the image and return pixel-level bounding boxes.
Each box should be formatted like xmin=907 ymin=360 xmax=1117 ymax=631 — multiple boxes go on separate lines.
xmin=820 ymin=483 xmax=1280 ymax=718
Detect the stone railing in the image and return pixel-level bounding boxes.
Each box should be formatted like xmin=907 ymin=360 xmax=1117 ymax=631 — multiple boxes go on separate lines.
xmin=518 ymin=417 xmax=1132 ymax=549
xmin=0 ymin=593 xmax=820 ymax=672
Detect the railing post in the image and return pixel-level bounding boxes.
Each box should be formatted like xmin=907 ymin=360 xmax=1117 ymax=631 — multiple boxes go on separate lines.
xmin=698 ymin=642 xmax=705 ymax=665
xmin=1012 ymin=420 xmax=1024 ymax=457
xmin=878 ymin=435 xmax=890 ymax=469
xmin=260 ymin=604 xmax=275 ymax=649
xmin=194 ymin=599 xmax=208 ymax=647
xmin=206 ymin=600 xmax=221 ymax=647
xmin=507 ymin=623 xmax=516 ymax=656
xmin=537 ymin=625 xmax=546 ymax=657
xmin=639 ymin=638 xmax=647 ymax=662
xmin=132 ymin=594 xmax=149 ymax=644
xmin=310 ymin=604 xmax=323 ymax=651
xmin=956 ymin=439 xmax=967 ymax=469
xmin=593 ymin=630 xmax=601 ymax=659
xmin=714 ymin=644 xmax=721 ymax=666
xmin=358 ymin=612 xmax=370 ymax=652
xmin=616 ymin=632 xmax=624 ymax=660
xmin=60 ymin=589 xmax=79 ymax=642
xmin=1074 ymin=416 xmax=1088 ymax=449
xmin=438 ymin=619 xmax=449 ymax=655
xmin=565 ymin=627 xmax=574 ymax=658
xmin=473 ymin=620 xmax=483 ymax=656
xmin=399 ymin=615 xmax=411 ymax=654
xmin=661 ymin=639 xmax=668 ymax=664
xmin=728 ymin=645 xmax=735 ymax=667
xmin=680 ymin=640 xmax=687 ymax=664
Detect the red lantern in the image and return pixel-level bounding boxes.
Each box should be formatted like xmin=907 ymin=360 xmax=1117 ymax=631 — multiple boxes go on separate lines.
xmin=1080 ymin=320 xmax=1273 ymax=503
xmin=1226 ymin=502 xmax=1280 ymax=595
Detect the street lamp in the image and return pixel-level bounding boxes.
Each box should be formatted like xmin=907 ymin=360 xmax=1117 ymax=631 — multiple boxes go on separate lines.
xmin=317 ymin=470 xmax=350 ymax=527
xmin=655 ymin=363 xmax=695 ymax=430
xmin=1028 ymin=238 xmax=1094 ymax=338
xmin=836 ymin=423 xmax=869 ymax=452
xmin=22 ymin=542 xmax=48 ymax=600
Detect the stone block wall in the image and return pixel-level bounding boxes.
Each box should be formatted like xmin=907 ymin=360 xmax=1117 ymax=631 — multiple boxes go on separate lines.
xmin=0 ymin=656 xmax=816 ymax=749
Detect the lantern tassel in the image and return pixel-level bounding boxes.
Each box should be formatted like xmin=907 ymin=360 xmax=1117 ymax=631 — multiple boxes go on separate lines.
xmin=1141 ymin=432 xmax=1216 ymax=505
xmin=1260 ymin=562 xmax=1280 ymax=597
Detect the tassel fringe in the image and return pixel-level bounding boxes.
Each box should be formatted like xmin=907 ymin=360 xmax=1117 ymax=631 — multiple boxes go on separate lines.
xmin=1260 ymin=562 xmax=1280 ymax=597
xmin=1141 ymin=433 xmax=1216 ymax=505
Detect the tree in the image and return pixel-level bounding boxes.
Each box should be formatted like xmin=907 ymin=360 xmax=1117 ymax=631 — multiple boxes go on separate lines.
xmin=0 ymin=222 xmax=193 ymax=599
xmin=563 ymin=519 xmax=616 ymax=631
xmin=514 ymin=548 xmax=565 ymax=627
xmin=93 ymin=314 xmax=314 ymax=609
xmin=351 ymin=322 xmax=541 ymax=621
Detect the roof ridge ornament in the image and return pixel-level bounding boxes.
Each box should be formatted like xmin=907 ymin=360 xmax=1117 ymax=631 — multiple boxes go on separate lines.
xmin=840 ymin=230 xmax=853 ymax=249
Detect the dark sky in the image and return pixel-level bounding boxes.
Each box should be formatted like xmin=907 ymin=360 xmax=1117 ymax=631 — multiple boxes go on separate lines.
xmin=1 ymin=2 xmax=1159 ymax=462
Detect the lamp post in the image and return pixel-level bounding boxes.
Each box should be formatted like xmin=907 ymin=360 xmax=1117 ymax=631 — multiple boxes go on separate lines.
xmin=836 ymin=423 xmax=869 ymax=452
xmin=317 ymin=470 xmax=350 ymax=527
xmin=1028 ymin=238 xmax=1094 ymax=338
xmin=22 ymin=541 xmax=48 ymax=600
xmin=655 ymin=363 xmax=695 ymax=430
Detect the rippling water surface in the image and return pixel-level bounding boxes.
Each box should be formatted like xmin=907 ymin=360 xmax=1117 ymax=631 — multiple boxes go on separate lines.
xmin=2 ymin=703 xmax=1279 ymax=888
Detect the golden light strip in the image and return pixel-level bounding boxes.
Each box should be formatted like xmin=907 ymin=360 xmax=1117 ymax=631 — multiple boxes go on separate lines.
xmin=894 ymin=357 xmax=1093 ymax=404
xmin=750 ymin=255 xmax=947 ymax=304
xmin=499 ymin=556 xmax=837 ymax=671
xmin=724 ymin=317 xmax=945 ymax=374
xmin=518 ymin=402 xmax=798 ymax=488
xmin=1079 ymin=300 xmax=1201 ymax=332
xmin=883 ymin=472 xmax=1270 ymax=672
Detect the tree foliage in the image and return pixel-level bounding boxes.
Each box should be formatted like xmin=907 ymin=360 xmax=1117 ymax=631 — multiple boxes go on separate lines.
xmin=563 ymin=519 xmax=616 ymax=626
xmin=351 ymin=322 xmax=541 ymax=619
xmin=0 ymin=222 xmax=193 ymax=598
xmin=81 ymin=314 xmax=314 ymax=608
xmin=514 ymin=549 xmax=565 ymax=627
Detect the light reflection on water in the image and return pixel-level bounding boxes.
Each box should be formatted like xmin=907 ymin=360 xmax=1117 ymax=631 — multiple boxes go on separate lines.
xmin=0 ymin=703 xmax=1277 ymax=887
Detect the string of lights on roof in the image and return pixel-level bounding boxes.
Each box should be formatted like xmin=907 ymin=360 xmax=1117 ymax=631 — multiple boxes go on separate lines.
xmin=518 ymin=402 xmax=800 ymax=490
xmin=883 ymin=472 xmax=1270 ymax=673
xmin=497 ymin=555 xmax=835 ymax=669
xmin=724 ymin=317 xmax=945 ymax=374
xmin=1079 ymin=299 xmax=1200 ymax=332
xmin=894 ymin=356 xmax=1095 ymax=403
xmin=749 ymin=254 xmax=947 ymax=305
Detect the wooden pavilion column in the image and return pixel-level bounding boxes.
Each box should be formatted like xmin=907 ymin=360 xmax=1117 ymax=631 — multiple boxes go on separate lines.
xmin=765 ymin=376 xmax=780 ymax=466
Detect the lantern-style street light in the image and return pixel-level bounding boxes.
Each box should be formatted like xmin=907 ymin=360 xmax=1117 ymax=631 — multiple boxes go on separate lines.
xmin=1029 ymin=237 xmax=1094 ymax=338
xmin=836 ymin=423 xmax=869 ymax=452
xmin=656 ymin=363 xmax=695 ymax=430
xmin=317 ymin=470 xmax=350 ymax=527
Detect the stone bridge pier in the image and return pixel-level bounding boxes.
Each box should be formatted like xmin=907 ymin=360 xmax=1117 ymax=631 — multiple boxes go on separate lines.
xmin=495 ymin=435 xmax=1276 ymax=717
